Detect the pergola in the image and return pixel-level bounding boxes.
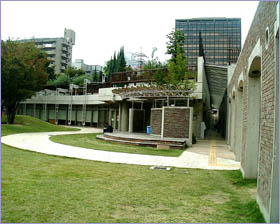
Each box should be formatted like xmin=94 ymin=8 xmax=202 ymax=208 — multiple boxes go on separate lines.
xmin=112 ymin=86 xmax=193 ymax=106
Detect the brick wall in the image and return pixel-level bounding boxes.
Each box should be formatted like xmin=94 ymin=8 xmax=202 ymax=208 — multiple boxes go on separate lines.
xmin=151 ymin=108 xmax=162 ymax=135
xmin=228 ymin=1 xmax=278 ymax=218
xmin=163 ymin=107 xmax=191 ymax=139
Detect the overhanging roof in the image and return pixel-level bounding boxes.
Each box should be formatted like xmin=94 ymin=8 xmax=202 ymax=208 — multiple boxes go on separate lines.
xmin=204 ymin=64 xmax=227 ymax=109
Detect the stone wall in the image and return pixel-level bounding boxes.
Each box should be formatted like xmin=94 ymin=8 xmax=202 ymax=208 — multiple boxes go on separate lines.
xmin=227 ymin=1 xmax=278 ymax=222
xmin=150 ymin=108 xmax=162 ymax=135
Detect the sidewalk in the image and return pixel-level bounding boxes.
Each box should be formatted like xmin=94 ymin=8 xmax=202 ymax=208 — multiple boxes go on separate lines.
xmin=1 ymin=127 xmax=240 ymax=170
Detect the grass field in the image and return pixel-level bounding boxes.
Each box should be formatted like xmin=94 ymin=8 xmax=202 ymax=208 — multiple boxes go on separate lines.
xmin=1 ymin=115 xmax=79 ymax=136
xmin=50 ymin=133 xmax=184 ymax=157
xmin=1 ymin=115 xmax=265 ymax=223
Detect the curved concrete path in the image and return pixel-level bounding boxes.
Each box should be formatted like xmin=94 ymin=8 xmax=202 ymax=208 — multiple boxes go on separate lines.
xmin=1 ymin=127 xmax=240 ymax=170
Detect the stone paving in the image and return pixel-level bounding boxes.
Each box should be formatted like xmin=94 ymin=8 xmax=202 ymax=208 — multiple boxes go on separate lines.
xmin=1 ymin=127 xmax=240 ymax=170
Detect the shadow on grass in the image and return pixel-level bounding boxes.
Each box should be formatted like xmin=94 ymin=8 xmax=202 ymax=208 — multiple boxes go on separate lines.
xmin=223 ymin=169 xmax=257 ymax=186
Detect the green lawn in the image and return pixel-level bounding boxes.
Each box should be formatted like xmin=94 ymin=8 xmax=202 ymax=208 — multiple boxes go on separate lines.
xmin=1 ymin=115 xmax=79 ymax=136
xmin=50 ymin=133 xmax=184 ymax=157
xmin=1 ymin=115 xmax=265 ymax=223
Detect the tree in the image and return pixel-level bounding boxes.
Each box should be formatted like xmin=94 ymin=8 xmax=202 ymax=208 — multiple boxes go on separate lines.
xmin=92 ymin=67 xmax=98 ymax=82
xmin=64 ymin=66 xmax=85 ymax=80
xmin=46 ymin=63 xmax=56 ymax=80
xmin=165 ymin=44 xmax=196 ymax=91
xmin=1 ymin=40 xmax=49 ymax=124
xmin=118 ymin=46 xmax=126 ymax=72
xmin=104 ymin=46 xmax=127 ymax=80
xmin=166 ymin=29 xmax=185 ymax=63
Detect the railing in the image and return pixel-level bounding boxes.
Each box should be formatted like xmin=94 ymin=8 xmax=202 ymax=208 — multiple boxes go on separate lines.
xmin=110 ymin=68 xmax=167 ymax=83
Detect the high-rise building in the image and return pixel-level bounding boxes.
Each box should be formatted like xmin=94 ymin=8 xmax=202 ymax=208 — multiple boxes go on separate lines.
xmin=175 ymin=18 xmax=241 ymax=69
xmin=19 ymin=28 xmax=75 ymax=74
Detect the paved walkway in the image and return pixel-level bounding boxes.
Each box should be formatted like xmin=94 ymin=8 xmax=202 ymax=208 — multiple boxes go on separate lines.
xmin=1 ymin=127 xmax=240 ymax=170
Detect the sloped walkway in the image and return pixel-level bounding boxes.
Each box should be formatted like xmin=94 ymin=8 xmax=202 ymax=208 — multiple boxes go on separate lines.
xmin=1 ymin=127 xmax=240 ymax=170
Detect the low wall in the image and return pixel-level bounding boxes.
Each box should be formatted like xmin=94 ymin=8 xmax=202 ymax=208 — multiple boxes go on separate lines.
xmin=151 ymin=108 xmax=162 ymax=135
xmin=151 ymin=107 xmax=193 ymax=146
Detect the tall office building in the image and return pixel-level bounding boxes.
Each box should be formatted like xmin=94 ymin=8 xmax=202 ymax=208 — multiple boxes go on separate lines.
xmin=175 ymin=18 xmax=241 ymax=69
xmin=19 ymin=28 xmax=75 ymax=74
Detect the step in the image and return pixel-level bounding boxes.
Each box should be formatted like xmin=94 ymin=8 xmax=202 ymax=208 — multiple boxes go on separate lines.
xmin=103 ymin=133 xmax=186 ymax=145
xmin=96 ymin=135 xmax=185 ymax=149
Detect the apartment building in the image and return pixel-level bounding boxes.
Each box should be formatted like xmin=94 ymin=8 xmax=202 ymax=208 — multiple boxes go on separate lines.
xmin=19 ymin=28 xmax=75 ymax=74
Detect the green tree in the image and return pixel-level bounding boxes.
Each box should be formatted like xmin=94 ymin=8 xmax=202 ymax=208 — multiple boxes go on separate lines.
xmin=46 ymin=63 xmax=56 ymax=80
xmin=92 ymin=67 xmax=98 ymax=82
xmin=99 ymin=71 xmax=103 ymax=82
xmin=73 ymin=74 xmax=87 ymax=86
xmin=166 ymin=29 xmax=185 ymax=63
xmin=53 ymin=74 xmax=71 ymax=88
xmin=165 ymin=44 xmax=195 ymax=91
xmin=1 ymin=40 xmax=49 ymax=124
xmin=104 ymin=46 xmax=127 ymax=80
xmin=118 ymin=46 xmax=126 ymax=72
xmin=64 ymin=66 xmax=85 ymax=80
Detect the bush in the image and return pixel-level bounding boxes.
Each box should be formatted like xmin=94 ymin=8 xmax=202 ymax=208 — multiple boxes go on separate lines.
xmin=73 ymin=74 xmax=87 ymax=86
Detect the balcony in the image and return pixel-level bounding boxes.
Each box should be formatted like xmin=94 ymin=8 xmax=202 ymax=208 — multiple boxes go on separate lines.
xmin=61 ymin=59 xmax=67 ymax=65
xmin=42 ymin=43 xmax=56 ymax=49
xmin=45 ymin=50 xmax=56 ymax=55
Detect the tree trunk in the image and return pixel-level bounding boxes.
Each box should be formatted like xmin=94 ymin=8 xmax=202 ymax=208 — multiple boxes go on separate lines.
xmin=6 ymin=103 xmax=18 ymax=124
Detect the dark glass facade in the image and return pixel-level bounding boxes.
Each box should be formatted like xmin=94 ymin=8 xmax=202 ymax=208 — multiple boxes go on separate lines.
xmin=175 ymin=18 xmax=241 ymax=69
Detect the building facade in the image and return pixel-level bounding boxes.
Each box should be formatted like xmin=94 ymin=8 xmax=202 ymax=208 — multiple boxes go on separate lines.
xmin=19 ymin=28 xmax=75 ymax=74
xmin=72 ymin=59 xmax=103 ymax=75
xmin=176 ymin=17 xmax=241 ymax=69
xmin=227 ymin=2 xmax=278 ymax=222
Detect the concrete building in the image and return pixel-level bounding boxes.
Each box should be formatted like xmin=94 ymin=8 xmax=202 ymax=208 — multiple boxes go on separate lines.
xmin=72 ymin=59 xmax=103 ymax=75
xmin=17 ymin=63 xmax=211 ymax=146
xmin=176 ymin=17 xmax=241 ymax=69
xmin=19 ymin=28 xmax=75 ymax=74
xmin=227 ymin=2 xmax=279 ymax=222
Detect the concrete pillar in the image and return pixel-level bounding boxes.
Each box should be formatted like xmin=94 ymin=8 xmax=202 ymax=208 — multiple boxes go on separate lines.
xmin=91 ymin=108 xmax=93 ymax=127
xmin=39 ymin=105 xmax=42 ymax=120
xmin=230 ymin=97 xmax=235 ymax=152
xmin=65 ymin=106 xmax=68 ymax=125
xmin=75 ymin=106 xmax=77 ymax=126
xmin=242 ymin=76 xmax=261 ymax=179
xmin=108 ymin=108 xmax=112 ymax=126
xmin=120 ymin=101 xmax=129 ymax=132
xmin=129 ymin=108 xmax=134 ymax=133
xmin=33 ymin=104 xmax=36 ymax=117
xmin=235 ymin=90 xmax=243 ymax=161
xmin=118 ymin=103 xmax=121 ymax=131
xmin=114 ymin=109 xmax=117 ymax=130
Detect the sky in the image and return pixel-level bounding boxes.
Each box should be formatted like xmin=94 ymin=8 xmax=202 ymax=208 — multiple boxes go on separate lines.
xmin=1 ymin=1 xmax=259 ymax=66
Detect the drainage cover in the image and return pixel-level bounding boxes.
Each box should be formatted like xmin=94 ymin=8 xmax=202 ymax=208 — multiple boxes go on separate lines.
xmin=150 ymin=166 xmax=171 ymax=171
